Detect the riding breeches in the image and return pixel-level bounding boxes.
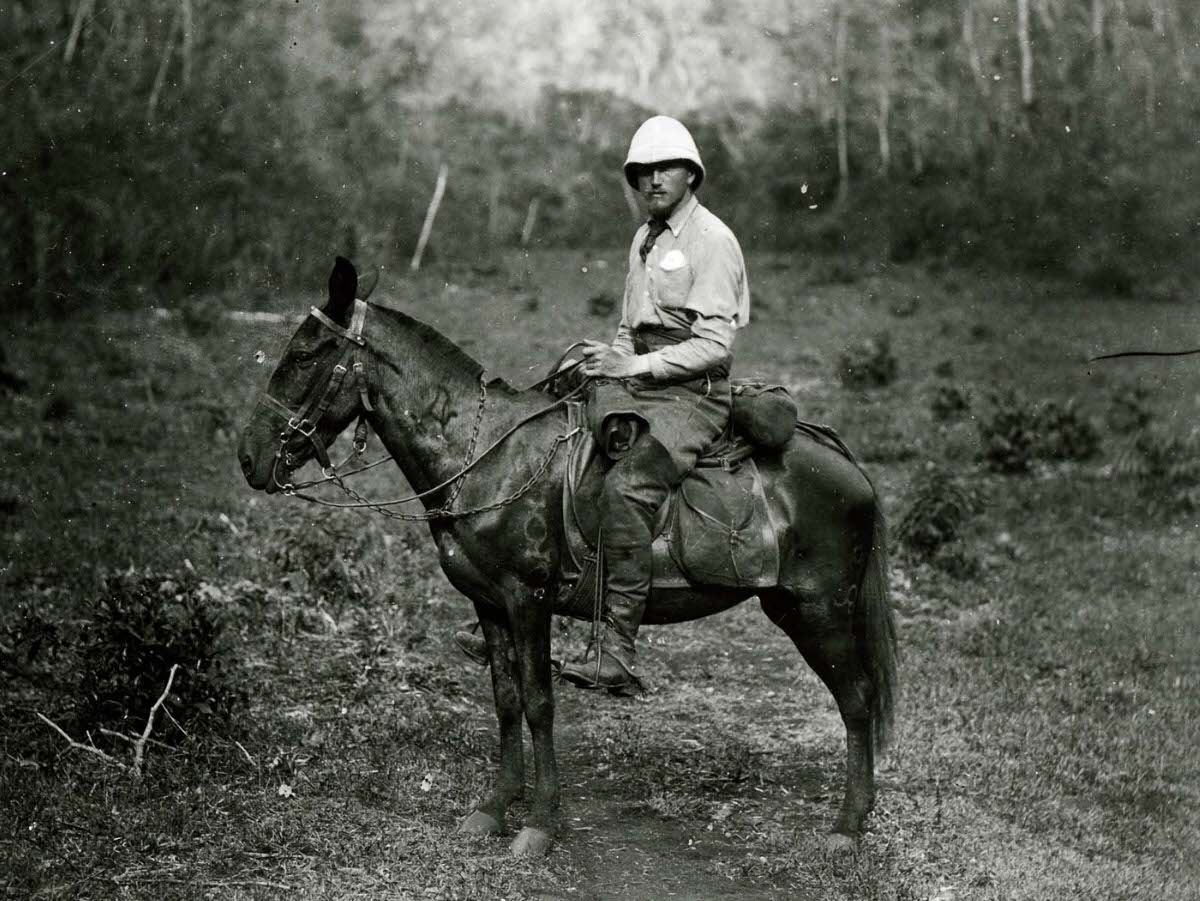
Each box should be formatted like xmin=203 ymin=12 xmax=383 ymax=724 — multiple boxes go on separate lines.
xmin=599 ymin=377 xmax=731 ymax=543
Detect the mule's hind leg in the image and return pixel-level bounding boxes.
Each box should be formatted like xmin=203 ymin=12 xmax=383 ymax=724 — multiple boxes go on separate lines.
xmin=460 ymin=604 xmax=525 ymax=836
xmin=761 ymin=589 xmax=876 ymax=850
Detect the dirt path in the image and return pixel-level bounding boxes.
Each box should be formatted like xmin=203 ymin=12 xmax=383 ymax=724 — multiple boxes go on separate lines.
xmin=510 ymin=611 xmax=837 ymax=899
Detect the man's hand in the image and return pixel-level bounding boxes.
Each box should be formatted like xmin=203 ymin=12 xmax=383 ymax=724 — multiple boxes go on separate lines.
xmin=580 ymin=340 xmax=647 ymax=379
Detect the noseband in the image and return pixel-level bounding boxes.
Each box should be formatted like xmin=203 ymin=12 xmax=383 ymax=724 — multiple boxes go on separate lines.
xmin=258 ymin=299 xmax=374 ymax=480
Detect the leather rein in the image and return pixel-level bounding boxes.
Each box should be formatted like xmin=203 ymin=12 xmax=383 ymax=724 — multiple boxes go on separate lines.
xmin=257 ymin=299 xmax=584 ymax=521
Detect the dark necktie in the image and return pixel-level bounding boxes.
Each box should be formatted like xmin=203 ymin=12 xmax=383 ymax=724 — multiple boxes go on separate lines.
xmin=639 ymin=218 xmax=669 ymax=262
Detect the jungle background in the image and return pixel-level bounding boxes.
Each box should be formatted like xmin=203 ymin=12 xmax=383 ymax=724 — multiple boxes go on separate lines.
xmin=5 ymin=0 xmax=1200 ymax=300
xmin=2 ymin=1 xmax=1199 ymax=899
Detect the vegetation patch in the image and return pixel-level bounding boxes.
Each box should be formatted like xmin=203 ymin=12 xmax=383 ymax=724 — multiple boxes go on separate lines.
xmin=837 ymin=332 xmax=898 ymax=391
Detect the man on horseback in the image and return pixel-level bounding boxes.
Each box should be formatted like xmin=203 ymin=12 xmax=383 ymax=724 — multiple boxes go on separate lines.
xmin=556 ymin=115 xmax=751 ymax=690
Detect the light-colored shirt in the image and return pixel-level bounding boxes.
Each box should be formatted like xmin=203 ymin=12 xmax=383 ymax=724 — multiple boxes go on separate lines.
xmin=613 ymin=194 xmax=750 ymax=382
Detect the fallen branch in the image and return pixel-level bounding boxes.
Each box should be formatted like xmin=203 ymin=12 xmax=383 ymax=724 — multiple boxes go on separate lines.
xmin=36 ymin=663 xmax=180 ymax=776
xmin=133 ymin=663 xmax=179 ymax=775
xmin=37 ymin=713 xmax=129 ymax=771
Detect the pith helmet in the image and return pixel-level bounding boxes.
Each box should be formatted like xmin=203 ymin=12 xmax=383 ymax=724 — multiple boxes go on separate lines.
xmin=623 ymin=116 xmax=705 ymax=191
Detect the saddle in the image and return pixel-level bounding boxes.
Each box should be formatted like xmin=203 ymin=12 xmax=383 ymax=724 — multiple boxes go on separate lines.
xmin=555 ymin=381 xmax=827 ymax=616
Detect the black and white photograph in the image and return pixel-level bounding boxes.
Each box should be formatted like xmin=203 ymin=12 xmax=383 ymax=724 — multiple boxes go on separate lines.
xmin=2 ymin=1 xmax=1197 ymax=898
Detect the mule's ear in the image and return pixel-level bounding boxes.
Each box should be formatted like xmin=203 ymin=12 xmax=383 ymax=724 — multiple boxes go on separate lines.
xmin=356 ymin=266 xmax=379 ymax=301
xmin=326 ymin=255 xmax=358 ymax=323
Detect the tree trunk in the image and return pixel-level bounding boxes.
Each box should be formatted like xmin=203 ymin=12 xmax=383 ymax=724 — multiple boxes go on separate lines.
xmin=962 ymin=0 xmax=984 ymax=83
xmin=411 ymin=163 xmax=448 ymax=272
xmin=1091 ymin=0 xmax=1106 ymax=84
xmin=146 ymin=9 xmax=182 ymax=122
xmin=834 ymin=0 xmax=850 ymax=208
xmin=1142 ymin=53 xmax=1156 ymax=131
xmin=1016 ymin=0 xmax=1034 ymax=109
xmin=179 ymin=0 xmax=193 ymax=88
xmin=63 ymin=0 xmax=95 ymax=65
xmin=519 ymin=196 xmax=540 ymax=249
xmin=487 ymin=173 xmax=503 ymax=242
xmin=877 ymin=18 xmax=892 ymax=175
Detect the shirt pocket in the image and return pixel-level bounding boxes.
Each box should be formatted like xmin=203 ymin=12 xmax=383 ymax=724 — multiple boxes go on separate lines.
xmin=653 ymin=251 xmax=693 ymax=310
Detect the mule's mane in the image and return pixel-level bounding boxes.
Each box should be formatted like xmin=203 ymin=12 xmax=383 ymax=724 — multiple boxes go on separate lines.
xmin=373 ymin=303 xmax=516 ymax=393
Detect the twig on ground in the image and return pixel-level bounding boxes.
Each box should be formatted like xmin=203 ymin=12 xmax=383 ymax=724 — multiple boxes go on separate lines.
xmin=234 ymin=739 xmax=255 ymax=765
xmin=133 ymin=663 xmax=179 ymax=776
xmin=162 ymin=703 xmax=189 ymax=738
xmin=36 ymin=713 xmax=129 ymax=770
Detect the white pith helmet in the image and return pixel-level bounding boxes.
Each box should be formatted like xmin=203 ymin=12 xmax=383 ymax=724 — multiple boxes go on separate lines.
xmin=623 ymin=116 xmax=705 ymax=191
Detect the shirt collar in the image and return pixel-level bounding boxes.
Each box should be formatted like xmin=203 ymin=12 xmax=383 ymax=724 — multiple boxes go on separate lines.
xmin=664 ymin=193 xmax=699 ymax=237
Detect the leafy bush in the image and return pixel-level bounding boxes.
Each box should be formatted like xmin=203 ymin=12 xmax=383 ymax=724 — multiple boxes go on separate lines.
xmin=75 ymin=572 xmax=245 ymax=736
xmin=897 ymin=467 xmax=987 ymax=573
xmin=1107 ymin=384 xmax=1153 ymax=434
xmin=978 ymin=390 xmax=1038 ymax=473
xmin=1033 ymin=400 xmax=1101 ymax=461
xmin=0 ymin=603 xmax=62 ymax=675
xmin=930 ymin=384 xmax=971 ymax=422
xmin=979 ymin=391 xmax=1102 ymax=472
xmin=838 ymin=332 xmax=898 ymax=390
xmin=1115 ymin=426 xmax=1200 ymax=514
xmin=267 ymin=516 xmax=386 ymax=620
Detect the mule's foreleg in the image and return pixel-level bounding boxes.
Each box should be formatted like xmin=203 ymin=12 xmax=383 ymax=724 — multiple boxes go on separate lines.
xmin=761 ymin=592 xmax=876 ymax=850
xmin=508 ymin=593 xmax=559 ymax=857
xmin=460 ymin=606 xmax=524 ymax=837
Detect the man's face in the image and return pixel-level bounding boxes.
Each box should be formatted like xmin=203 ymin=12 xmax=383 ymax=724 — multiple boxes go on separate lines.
xmin=633 ymin=161 xmax=695 ymax=220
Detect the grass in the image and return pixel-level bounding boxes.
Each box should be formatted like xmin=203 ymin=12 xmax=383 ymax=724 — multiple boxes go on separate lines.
xmin=2 ymin=251 xmax=1199 ymax=899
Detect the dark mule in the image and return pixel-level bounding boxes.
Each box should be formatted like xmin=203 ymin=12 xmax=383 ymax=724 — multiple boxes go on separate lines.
xmin=238 ymin=258 xmax=897 ymax=857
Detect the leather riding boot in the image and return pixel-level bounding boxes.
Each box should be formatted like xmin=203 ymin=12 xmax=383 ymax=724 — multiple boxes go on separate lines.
xmin=560 ymin=435 xmax=676 ymax=692
xmin=559 ymin=541 xmax=651 ymax=689
xmin=453 ymin=621 xmax=489 ymax=667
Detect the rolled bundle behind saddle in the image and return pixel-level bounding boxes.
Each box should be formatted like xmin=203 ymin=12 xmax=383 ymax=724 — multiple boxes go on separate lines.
xmin=729 ymin=380 xmax=799 ymax=450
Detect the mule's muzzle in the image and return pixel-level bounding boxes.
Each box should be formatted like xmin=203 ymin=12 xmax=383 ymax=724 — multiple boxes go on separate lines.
xmin=237 ymin=430 xmax=277 ymax=492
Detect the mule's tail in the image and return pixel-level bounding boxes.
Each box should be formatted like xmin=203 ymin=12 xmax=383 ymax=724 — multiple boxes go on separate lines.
xmin=858 ymin=503 xmax=898 ymax=752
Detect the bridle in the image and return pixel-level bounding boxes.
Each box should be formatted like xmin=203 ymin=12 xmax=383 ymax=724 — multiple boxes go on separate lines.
xmin=254 ymin=299 xmax=587 ymax=521
xmin=257 ymin=299 xmax=375 ymax=484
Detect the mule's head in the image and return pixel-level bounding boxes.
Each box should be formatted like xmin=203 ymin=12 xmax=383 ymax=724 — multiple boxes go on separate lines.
xmin=238 ymin=256 xmax=369 ymax=493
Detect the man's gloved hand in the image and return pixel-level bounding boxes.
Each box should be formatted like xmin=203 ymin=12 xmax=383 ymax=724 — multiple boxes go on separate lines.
xmin=581 ymin=340 xmax=649 ymax=379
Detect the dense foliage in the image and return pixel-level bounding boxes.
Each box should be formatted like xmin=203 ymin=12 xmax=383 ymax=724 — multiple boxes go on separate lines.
xmin=4 ymin=0 xmax=1199 ymax=307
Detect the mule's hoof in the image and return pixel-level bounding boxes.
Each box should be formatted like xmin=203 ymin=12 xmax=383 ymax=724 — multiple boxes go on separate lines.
xmin=821 ymin=832 xmax=858 ymax=856
xmin=459 ymin=810 xmax=503 ymax=836
xmin=510 ymin=826 xmax=554 ymax=857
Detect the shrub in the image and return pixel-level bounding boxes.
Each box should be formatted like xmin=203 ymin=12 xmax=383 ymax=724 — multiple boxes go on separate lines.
xmin=838 ymin=332 xmax=898 ymax=390
xmin=587 ymin=291 xmax=618 ymax=317
xmin=897 ymin=467 xmax=987 ymax=569
xmin=75 ymin=572 xmax=245 ymax=737
xmin=930 ymin=384 xmax=971 ymax=422
xmin=1107 ymin=384 xmax=1153 ymax=434
xmin=978 ymin=389 xmax=1038 ymax=473
xmin=0 ymin=603 xmax=62 ymax=674
xmin=1033 ymin=400 xmax=1101 ymax=461
xmin=266 ymin=516 xmax=385 ymax=619
xmin=1115 ymin=426 xmax=1200 ymax=514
